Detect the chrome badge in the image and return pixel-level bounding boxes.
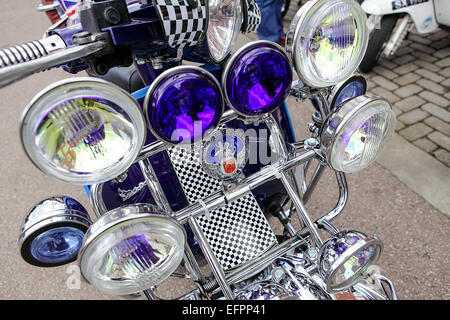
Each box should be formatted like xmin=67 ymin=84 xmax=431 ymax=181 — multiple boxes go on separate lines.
xmin=202 ymin=128 xmax=248 ymax=180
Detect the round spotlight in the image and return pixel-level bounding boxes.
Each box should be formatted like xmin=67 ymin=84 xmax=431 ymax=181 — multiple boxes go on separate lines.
xmin=318 ymin=230 xmax=382 ymax=292
xmin=20 ymin=78 xmax=147 ymax=185
xmin=207 ymin=0 xmax=243 ymax=63
xmin=78 ymin=204 xmax=186 ymax=296
xmin=19 ymin=196 xmax=92 ymax=267
xmin=286 ymin=0 xmax=369 ymax=87
xmin=223 ymin=40 xmax=293 ymax=117
xmin=321 ymin=95 xmax=396 ymax=173
xmin=328 ymin=74 xmax=367 ymax=111
xmin=144 ymin=66 xmax=224 ymax=145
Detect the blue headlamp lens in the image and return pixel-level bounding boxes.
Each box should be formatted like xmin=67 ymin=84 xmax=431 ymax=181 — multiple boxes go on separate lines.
xmin=144 ymin=66 xmax=224 ymax=145
xmin=30 ymin=226 xmax=85 ymax=264
xmin=223 ymin=41 xmax=292 ymax=117
xmin=19 ymin=196 xmax=92 ymax=267
xmin=334 ymin=81 xmax=365 ymax=108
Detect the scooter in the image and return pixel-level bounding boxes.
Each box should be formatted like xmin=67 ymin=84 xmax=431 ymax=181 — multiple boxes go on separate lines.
xmin=359 ymin=0 xmax=450 ymax=73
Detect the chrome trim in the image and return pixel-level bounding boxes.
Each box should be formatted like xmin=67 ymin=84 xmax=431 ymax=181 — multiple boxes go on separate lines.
xmin=188 ymin=217 xmax=235 ymax=299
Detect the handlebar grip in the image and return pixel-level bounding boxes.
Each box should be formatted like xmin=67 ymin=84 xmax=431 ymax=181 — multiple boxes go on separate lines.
xmin=0 ymin=38 xmax=106 ymax=89
xmin=0 ymin=35 xmax=66 ymax=68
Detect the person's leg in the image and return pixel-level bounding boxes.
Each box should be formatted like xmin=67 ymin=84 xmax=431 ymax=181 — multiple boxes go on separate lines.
xmin=255 ymin=0 xmax=284 ymax=43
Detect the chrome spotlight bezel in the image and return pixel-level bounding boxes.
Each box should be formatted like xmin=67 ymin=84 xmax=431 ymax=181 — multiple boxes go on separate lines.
xmin=222 ymin=40 xmax=293 ymax=118
xmin=318 ymin=230 xmax=383 ymax=292
xmin=78 ymin=203 xmax=186 ymax=295
xmin=285 ymin=0 xmax=369 ymax=88
xmin=143 ymin=65 xmax=224 ymax=146
xmin=328 ymin=74 xmax=367 ymax=111
xmin=19 ymin=196 xmax=92 ymax=267
xmin=20 ymin=77 xmax=147 ymax=185
xmin=320 ymin=95 xmax=395 ymax=173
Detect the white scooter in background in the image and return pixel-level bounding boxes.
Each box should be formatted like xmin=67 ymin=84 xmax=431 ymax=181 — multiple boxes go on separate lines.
xmin=359 ymin=0 xmax=450 ymax=73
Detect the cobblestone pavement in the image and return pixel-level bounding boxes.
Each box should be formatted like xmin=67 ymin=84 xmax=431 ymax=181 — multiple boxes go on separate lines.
xmin=281 ymin=3 xmax=450 ymax=167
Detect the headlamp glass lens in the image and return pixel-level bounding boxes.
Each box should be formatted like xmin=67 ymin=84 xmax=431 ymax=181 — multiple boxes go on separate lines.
xmin=145 ymin=67 xmax=223 ymax=145
xmin=291 ymin=0 xmax=368 ymax=87
xmin=21 ymin=78 xmax=146 ymax=185
xmin=36 ymin=97 xmax=134 ymax=173
xmin=208 ymin=0 xmax=242 ymax=62
xmin=80 ymin=214 xmax=185 ymax=296
xmin=30 ymin=227 xmax=85 ymax=264
xmin=327 ymin=98 xmax=396 ymax=173
xmin=224 ymin=42 xmax=292 ymax=116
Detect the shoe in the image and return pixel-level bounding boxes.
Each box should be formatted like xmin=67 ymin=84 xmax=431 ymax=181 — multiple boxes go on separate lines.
xmin=278 ymin=35 xmax=286 ymax=46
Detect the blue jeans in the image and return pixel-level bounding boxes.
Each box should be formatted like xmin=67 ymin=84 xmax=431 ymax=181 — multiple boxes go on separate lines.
xmin=255 ymin=0 xmax=284 ymax=43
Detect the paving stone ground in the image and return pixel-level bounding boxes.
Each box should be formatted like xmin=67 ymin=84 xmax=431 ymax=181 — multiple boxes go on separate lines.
xmin=278 ymin=2 xmax=450 ymax=167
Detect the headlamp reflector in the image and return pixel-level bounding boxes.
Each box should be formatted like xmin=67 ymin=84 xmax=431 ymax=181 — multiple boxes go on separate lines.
xmin=20 ymin=78 xmax=146 ymax=185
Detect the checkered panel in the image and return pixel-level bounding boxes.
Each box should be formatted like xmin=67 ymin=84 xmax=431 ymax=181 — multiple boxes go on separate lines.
xmin=168 ymin=146 xmax=277 ymax=270
xmin=153 ymin=0 xmax=208 ymax=49
xmin=241 ymin=0 xmax=261 ymax=34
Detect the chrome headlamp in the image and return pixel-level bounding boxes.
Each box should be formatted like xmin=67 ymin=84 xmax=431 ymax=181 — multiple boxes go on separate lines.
xmin=207 ymin=0 xmax=243 ymax=63
xmin=19 ymin=196 xmax=91 ymax=267
xmin=318 ymin=230 xmax=382 ymax=292
xmin=223 ymin=41 xmax=293 ymax=117
xmin=286 ymin=0 xmax=369 ymax=87
xmin=78 ymin=204 xmax=186 ymax=296
xmin=20 ymin=78 xmax=146 ymax=185
xmin=144 ymin=66 xmax=224 ymax=145
xmin=328 ymin=74 xmax=367 ymax=111
xmin=321 ymin=95 xmax=396 ymax=173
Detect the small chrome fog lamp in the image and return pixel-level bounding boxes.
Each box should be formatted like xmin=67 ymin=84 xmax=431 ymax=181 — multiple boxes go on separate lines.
xmin=321 ymin=95 xmax=396 ymax=173
xmin=328 ymin=75 xmax=367 ymax=111
xmin=78 ymin=204 xmax=186 ymax=296
xmin=20 ymin=78 xmax=147 ymax=185
xmin=223 ymin=40 xmax=293 ymax=117
xmin=144 ymin=66 xmax=224 ymax=145
xmin=318 ymin=230 xmax=382 ymax=292
xmin=286 ymin=0 xmax=369 ymax=87
xmin=19 ymin=196 xmax=92 ymax=267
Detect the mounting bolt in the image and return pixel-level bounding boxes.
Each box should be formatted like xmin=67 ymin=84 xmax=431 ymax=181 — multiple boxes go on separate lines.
xmin=104 ymin=7 xmax=121 ymax=25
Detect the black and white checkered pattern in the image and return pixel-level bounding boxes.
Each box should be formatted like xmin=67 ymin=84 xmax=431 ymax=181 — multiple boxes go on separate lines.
xmin=168 ymin=146 xmax=277 ymax=270
xmin=241 ymin=0 xmax=261 ymax=34
xmin=153 ymin=0 xmax=208 ymax=49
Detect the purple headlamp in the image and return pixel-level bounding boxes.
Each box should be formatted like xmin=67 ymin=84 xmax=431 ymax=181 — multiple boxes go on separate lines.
xmin=222 ymin=41 xmax=293 ymax=117
xmin=144 ymin=66 xmax=224 ymax=145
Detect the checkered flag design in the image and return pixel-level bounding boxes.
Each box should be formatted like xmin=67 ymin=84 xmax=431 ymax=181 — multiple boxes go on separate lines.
xmin=241 ymin=0 xmax=261 ymax=34
xmin=168 ymin=145 xmax=277 ymax=270
xmin=153 ymin=0 xmax=208 ymax=49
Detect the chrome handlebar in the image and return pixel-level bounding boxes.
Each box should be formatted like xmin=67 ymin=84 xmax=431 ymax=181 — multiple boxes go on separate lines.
xmin=0 ymin=35 xmax=106 ymax=88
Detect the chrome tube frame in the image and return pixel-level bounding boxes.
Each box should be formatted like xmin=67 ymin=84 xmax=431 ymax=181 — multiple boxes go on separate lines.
xmin=88 ymin=95 xmax=350 ymax=300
